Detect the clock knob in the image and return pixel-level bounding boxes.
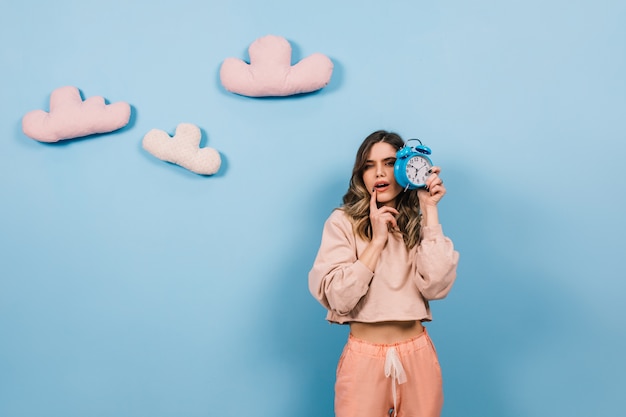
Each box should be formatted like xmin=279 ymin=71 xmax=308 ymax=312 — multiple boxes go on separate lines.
xmin=396 ymin=147 xmax=411 ymax=158
xmin=415 ymin=145 xmax=431 ymax=155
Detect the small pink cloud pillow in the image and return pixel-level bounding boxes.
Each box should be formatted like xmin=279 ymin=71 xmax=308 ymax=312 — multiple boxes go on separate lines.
xmin=220 ymin=35 xmax=334 ymax=97
xmin=22 ymin=86 xmax=131 ymax=142
xmin=142 ymin=123 xmax=221 ymax=176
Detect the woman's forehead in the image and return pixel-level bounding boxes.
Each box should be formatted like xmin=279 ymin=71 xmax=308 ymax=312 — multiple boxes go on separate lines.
xmin=367 ymin=142 xmax=397 ymax=159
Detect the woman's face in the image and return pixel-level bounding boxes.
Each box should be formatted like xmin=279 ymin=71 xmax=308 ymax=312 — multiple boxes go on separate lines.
xmin=362 ymin=141 xmax=403 ymax=207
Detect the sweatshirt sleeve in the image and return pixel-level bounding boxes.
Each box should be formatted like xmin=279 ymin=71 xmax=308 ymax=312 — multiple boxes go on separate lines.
xmin=411 ymin=224 xmax=460 ymax=300
xmin=308 ymin=210 xmax=374 ymax=316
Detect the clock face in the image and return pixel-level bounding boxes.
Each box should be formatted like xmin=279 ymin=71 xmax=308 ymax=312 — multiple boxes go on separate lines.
xmin=406 ymin=155 xmax=432 ymax=185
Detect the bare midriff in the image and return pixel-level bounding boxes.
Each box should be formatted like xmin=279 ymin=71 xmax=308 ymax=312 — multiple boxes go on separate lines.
xmin=350 ymin=320 xmax=424 ymax=344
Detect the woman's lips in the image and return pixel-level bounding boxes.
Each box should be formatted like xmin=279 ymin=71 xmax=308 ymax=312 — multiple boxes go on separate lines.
xmin=374 ymin=182 xmax=389 ymax=192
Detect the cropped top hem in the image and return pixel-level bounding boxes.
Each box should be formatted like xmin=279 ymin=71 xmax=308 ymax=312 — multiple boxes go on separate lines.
xmin=325 ymin=314 xmax=433 ymax=325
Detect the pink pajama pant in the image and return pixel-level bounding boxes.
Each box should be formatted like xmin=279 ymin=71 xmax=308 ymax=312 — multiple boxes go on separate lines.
xmin=335 ymin=328 xmax=444 ymax=417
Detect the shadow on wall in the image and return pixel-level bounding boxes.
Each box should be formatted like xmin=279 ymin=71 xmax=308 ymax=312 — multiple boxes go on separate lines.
xmin=254 ymin=161 xmax=600 ymax=417
xmin=433 ymin=163 xmax=593 ymax=417
xmin=257 ymin=162 xmax=565 ymax=417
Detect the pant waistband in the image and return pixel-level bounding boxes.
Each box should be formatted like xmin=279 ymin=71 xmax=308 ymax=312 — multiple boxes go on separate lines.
xmin=346 ymin=327 xmax=430 ymax=357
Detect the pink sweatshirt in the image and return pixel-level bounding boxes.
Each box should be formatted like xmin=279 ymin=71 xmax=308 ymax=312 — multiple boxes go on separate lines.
xmin=309 ymin=209 xmax=460 ymax=324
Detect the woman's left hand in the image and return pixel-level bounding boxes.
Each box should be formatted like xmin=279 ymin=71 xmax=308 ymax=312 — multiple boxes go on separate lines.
xmin=417 ymin=166 xmax=446 ymax=207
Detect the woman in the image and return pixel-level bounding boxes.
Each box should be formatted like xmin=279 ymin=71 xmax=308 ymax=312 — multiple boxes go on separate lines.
xmin=308 ymin=130 xmax=459 ymax=417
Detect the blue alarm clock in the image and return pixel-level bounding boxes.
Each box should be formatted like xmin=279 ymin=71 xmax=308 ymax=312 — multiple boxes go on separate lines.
xmin=394 ymin=139 xmax=433 ymax=190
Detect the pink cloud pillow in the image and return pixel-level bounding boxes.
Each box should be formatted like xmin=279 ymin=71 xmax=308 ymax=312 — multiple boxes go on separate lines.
xmin=22 ymin=86 xmax=131 ymax=142
xmin=220 ymin=35 xmax=334 ymax=97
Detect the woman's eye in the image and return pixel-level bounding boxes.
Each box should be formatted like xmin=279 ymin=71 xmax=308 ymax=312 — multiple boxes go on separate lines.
xmin=364 ymin=164 xmax=374 ymax=170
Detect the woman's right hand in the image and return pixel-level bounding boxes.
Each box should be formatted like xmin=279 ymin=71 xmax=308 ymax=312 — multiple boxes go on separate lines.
xmin=358 ymin=190 xmax=400 ymax=272
xmin=369 ymin=189 xmax=399 ymax=245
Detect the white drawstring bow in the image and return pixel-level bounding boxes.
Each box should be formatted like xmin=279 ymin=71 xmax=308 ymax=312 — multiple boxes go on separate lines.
xmin=384 ymin=347 xmax=407 ymax=417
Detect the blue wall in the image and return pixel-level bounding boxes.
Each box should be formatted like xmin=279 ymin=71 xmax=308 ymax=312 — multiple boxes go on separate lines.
xmin=1 ymin=1 xmax=625 ymax=416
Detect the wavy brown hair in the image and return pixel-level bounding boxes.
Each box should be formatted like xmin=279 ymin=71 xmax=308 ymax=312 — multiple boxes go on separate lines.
xmin=341 ymin=130 xmax=423 ymax=249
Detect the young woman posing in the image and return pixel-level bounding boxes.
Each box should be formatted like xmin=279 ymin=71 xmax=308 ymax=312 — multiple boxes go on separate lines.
xmin=309 ymin=130 xmax=459 ymax=417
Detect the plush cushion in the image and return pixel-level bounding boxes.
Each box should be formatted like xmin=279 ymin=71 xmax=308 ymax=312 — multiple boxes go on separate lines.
xmin=220 ymin=34 xmax=333 ymax=97
xmin=142 ymin=123 xmax=221 ymax=175
xmin=22 ymin=86 xmax=131 ymax=142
